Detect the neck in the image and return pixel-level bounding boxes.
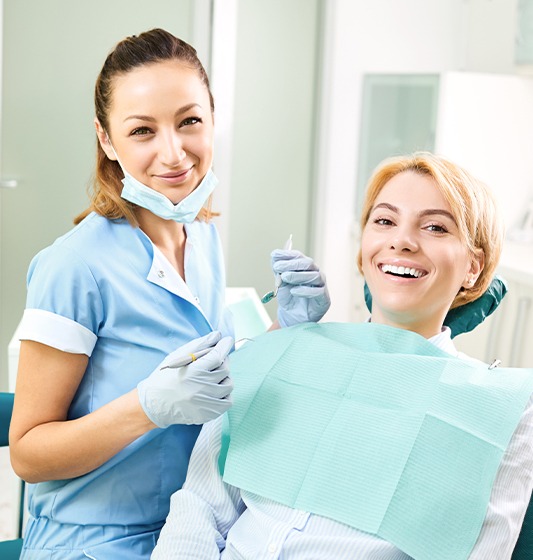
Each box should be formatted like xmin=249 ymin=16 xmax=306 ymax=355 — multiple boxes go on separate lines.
xmin=136 ymin=208 xmax=187 ymax=278
xmin=369 ymin=310 xmax=444 ymax=340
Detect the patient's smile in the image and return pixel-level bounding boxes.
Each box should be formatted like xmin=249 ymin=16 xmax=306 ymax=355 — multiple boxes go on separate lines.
xmin=379 ymin=264 xmax=426 ymax=278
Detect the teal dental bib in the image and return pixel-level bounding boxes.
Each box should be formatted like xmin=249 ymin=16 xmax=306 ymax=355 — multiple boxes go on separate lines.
xmin=221 ymin=322 xmax=533 ymax=560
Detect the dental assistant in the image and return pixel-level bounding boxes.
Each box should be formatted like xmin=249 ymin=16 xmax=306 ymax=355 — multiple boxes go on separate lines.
xmin=9 ymin=29 xmax=330 ymax=559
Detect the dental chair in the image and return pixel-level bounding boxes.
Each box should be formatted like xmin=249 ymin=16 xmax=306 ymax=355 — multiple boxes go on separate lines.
xmin=0 ymin=392 xmax=24 ymax=559
xmin=513 ymin=499 xmax=533 ymax=559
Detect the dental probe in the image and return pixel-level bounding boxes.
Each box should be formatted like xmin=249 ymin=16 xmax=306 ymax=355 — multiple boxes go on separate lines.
xmin=261 ymin=234 xmax=293 ymax=304
xmin=160 ymin=347 xmax=212 ymax=369
xmin=160 ymin=338 xmax=253 ymax=370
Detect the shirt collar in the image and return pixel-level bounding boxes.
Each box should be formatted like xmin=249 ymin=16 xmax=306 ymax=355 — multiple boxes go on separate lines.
xmin=428 ymin=326 xmax=458 ymax=357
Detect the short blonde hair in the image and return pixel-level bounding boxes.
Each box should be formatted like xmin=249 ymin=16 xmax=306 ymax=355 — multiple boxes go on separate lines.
xmin=357 ymin=152 xmax=504 ymax=309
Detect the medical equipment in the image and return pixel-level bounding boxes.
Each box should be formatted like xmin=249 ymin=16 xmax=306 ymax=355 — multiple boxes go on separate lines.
xmin=261 ymin=234 xmax=293 ymax=304
xmin=120 ymin=167 xmax=218 ymax=223
xmin=160 ymin=347 xmax=212 ymax=369
xmin=161 ymin=338 xmax=254 ymax=370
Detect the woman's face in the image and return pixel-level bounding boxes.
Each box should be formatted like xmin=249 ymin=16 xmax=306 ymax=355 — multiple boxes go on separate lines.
xmin=361 ymin=170 xmax=482 ymax=338
xmin=97 ymin=60 xmax=214 ymax=205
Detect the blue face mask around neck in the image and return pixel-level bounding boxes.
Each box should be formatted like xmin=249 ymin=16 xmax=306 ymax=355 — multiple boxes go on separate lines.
xmin=107 ymin=139 xmax=217 ymax=223
xmin=119 ymin=167 xmax=217 ymax=223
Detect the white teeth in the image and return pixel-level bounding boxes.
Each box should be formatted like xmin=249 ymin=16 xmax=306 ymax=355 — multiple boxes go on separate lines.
xmin=381 ymin=264 xmax=423 ymax=278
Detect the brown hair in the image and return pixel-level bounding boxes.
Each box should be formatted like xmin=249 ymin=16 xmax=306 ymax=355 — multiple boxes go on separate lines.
xmin=75 ymin=28 xmax=215 ymax=226
xmin=357 ymin=152 xmax=504 ymax=309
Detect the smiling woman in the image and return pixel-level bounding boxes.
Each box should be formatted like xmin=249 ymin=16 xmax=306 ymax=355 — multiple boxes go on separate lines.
xmin=357 ymin=154 xmax=500 ymax=338
xmin=357 ymin=152 xmax=503 ymax=317
xmin=95 ymin=61 xmax=215 ymax=208
xmin=151 ymin=152 xmax=533 ymax=560
xmin=7 ymin=28 xmax=331 ymax=559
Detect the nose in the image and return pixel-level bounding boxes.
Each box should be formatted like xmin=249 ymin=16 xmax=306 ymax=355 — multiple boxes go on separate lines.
xmin=389 ymin=226 xmax=419 ymax=252
xmin=158 ymin=130 xmax=186 ymax=167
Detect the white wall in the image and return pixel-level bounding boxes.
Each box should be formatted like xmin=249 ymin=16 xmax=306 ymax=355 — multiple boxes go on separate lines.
xmin=463 ymin=0 xmax=519 ymax=73
xmin=314 ymin=0 xmax=528 ymax=323
xmin=435 ymin=71 xmax=533 ymax=231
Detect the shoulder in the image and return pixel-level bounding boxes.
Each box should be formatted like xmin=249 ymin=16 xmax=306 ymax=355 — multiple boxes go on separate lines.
xmin=30 ymin=214 xmax=138 ymax=271
xmin=53 ymin=213 xmax=133 ymax=254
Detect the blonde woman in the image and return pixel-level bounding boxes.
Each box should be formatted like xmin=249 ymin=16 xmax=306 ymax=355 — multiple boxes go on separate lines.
xmin=153 ymin=153 xmax=533 ymax=560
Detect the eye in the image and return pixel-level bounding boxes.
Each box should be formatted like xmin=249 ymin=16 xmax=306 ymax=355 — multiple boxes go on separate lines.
xmin=130 ymin=126 xmax=153 ymax=137
xmin=424 ymin=223 xmax=449 ymax=234
xmin=180 ymin=116 xmax=202 ymax=127
xmin=373 ymin=217 xmax=395 ymax=227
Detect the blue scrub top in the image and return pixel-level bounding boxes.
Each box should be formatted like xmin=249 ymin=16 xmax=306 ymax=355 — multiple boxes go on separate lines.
xmin=18 ymin=212 xmax=233 ymax=531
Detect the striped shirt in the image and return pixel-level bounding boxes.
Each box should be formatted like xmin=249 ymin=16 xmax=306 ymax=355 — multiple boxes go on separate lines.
xmin=152 ymin=329 xmax=533 ymax=559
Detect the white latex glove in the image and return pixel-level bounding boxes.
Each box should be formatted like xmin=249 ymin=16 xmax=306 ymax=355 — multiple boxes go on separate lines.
xmin=137 ymin=331 xmax=234 ymax=428
xmin=272 ymin=249 xmax=331 ymax=327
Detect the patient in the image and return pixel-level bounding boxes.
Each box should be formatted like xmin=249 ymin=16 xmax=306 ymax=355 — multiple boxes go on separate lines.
xmin=152 ymin=152 xmax=533 ymax=560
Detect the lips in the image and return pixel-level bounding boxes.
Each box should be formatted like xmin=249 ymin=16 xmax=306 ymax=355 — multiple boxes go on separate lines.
xmin=157 ymin=167 xmax=191 ymax=180
xmin=154 ymin=166 xmax=193 ymax=185
xmin=379 ymin=263 xmax=427 ymax=278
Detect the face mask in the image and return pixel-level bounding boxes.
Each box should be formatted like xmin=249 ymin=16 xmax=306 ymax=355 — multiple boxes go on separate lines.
xmin=120 ymin=167 xmax=217 ymax=223
xmin=107 ymin=138 xmax=217 ymax=223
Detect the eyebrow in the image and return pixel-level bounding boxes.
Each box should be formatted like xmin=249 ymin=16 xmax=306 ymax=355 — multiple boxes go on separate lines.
xmin=371 ymin=202 xmax=457 ymax=224
xmin=123 ymin=103 xmax=203 ymax=123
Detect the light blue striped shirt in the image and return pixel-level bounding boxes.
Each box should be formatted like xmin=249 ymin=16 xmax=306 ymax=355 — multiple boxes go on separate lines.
xmin=152 ymin=329 xmax=533 ymax=559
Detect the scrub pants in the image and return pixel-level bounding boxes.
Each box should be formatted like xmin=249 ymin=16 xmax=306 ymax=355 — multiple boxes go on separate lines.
xmin=21 ymin=516 xmax=162 ymax=559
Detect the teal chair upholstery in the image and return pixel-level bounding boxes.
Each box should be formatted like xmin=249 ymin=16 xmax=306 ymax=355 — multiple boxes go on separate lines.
xmin=0 ymin=392 xmax=24 ymax=559
xmin=512 ymin=498 xmax=533 ymax=559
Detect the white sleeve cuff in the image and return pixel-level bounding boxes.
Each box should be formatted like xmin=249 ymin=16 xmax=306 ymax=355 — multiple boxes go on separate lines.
xmin=18 ymin=308 xmax=98 ymax=356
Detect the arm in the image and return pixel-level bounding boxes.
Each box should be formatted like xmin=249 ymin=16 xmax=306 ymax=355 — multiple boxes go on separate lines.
xmin=469 ymin=394 xmax=533 ymax=559
xmin=153 ymin=416 xmax=245 ymax=559
xmin=9 ymin=340 xmax=155 ymax=482
xmin=10 ymin=331 xmax=234 ymax=483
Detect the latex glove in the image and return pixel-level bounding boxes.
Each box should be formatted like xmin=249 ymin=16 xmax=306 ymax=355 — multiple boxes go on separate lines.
xmin=363 ymin=275 xmax=508 ymax=338
xmin=137 ymin=331 xmax=234 ymax=428
xmin=272 ymin=249 xmax=331 ymax=327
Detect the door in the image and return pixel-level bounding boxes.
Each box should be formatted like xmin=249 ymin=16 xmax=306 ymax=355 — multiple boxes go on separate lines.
xmin=0 ymin=0 xmax=207 ymax=389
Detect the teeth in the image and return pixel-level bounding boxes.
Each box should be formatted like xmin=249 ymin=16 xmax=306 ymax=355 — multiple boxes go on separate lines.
xmin=381 ymin=264 xmax=423 ymax=278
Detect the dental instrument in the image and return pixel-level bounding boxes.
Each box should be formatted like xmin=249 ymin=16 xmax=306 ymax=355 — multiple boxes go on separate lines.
xmin=160 ymin=338 xmax=254 ymax=370
xmin=160 ymin=347 xmax=212 ymax=369
xmin=261 ymin=234 xmax=293 ymax=304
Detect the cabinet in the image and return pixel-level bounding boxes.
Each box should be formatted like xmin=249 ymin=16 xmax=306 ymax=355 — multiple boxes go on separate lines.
xmin=356 ymin=72 xmax=533 ymax=230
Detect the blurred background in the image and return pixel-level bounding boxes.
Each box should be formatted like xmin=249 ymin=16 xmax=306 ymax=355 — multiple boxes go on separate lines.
xmin=1 ymin=0 xmax=533 ymax=392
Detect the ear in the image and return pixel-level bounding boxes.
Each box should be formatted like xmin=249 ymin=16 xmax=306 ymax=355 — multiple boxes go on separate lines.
xmin=462 ymin=248 xmax=485 ymax=289
xmin=94 ymin=118 xmax=117 ymax=161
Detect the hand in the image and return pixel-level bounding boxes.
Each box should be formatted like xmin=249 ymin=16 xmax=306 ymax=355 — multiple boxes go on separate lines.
xmin=137 ymin=331 xmax=234 ymax=428
xmin=272 ymin=249 xmax=331 ymax=327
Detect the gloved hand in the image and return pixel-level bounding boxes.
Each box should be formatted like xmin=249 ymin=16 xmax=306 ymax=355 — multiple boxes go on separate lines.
xmin=272 ymin=249 xmax=331 ymax=327
xmin=137 ymin=331 xmax=234 ymax=428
